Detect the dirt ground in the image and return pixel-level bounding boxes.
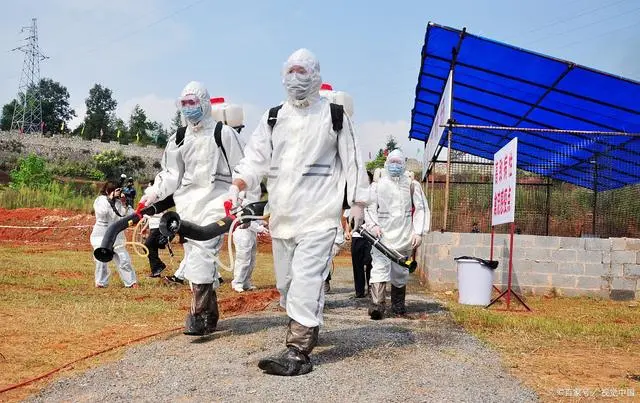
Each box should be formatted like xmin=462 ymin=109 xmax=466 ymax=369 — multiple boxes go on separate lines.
xmin=2 ymin=208 xmax=638 ymax=402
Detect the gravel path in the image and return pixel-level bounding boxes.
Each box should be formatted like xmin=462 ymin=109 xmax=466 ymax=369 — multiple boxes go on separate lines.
xmin=28 ymin=267 xmax=538 ymax=402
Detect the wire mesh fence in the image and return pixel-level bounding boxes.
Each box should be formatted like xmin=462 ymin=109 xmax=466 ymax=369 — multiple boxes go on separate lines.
xmin=424 ymin=149 xmax=640 ymax=238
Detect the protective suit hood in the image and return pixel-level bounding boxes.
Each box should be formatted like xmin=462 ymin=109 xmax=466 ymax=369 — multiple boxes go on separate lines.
xmin=180 ymin=81 xmax=215 ymax=129
xmin=282 ymin=48 xmax=322 ymax=107
xmin=385 ymin=149 xmax=406 ymax=177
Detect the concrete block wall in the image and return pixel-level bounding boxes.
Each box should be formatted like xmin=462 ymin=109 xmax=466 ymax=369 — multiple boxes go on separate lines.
xmin=417 ymin=232 xmax=640 ymax=300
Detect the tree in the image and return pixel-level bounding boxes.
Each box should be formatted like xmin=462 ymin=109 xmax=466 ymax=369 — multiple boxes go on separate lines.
xmin=1 ymin=79 xmax=75 ymax=134
xmin=365 ymin=137 xmax=401 ymax=171
xmin=366 ymin=150 xmax=387 ymax=171
xmin=148 ymin=121 xmax=168 ymax=147
xmin=128 ymin=104 xmax=151 ymax=144
xmin=83 ymin=84 xmax=117 ymax=141
xmin=169 ymin=109 xmax=182 ymax=134
xmin=385 ymin=135 xmax=398 ymax=153
xmin=113 ymin=117 xmax=129 ymax=144
xmin=38 ymin=78 xmax=76 ymax=134
xmin=1 ymin=99 xmax=18 ymax=131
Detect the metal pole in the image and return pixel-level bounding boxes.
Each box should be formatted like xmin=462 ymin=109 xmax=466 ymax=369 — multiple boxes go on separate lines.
xmin=545 ymin=177 xmax=551 ymax=236
xmin=507 ymin=222 xmax=515 ymax=310
xmin=592 ymin=158 xmax=598 ymax=236
xmin=443 ymin=128 xmax=452 ymax=231
xmin=490 ymin=227 xmax=495 ymax=260
xmin=430 ymin=172 xmax=435 ymax=225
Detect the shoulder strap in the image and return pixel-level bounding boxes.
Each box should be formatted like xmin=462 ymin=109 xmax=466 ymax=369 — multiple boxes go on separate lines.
xmin=410 ymin=180 xmax=415 ymax=210
xmin=267 ymin=105 xmax=283 ymax=130
xmin=329 ymin=103 xmax=344 ymax=133
xmin=266 ymin=103 xmax=343 ymax=132
xmin=175 ymin=126 xmax=187 ymax=146
xmin=214 ymin=121 xmax=232 ymax=174
xmin=342 ymin=183 xmax=350 ymax=210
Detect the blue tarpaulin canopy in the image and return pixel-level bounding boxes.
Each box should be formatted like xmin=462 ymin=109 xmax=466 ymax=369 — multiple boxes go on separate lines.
xmin=410 ymin=23 xmax=640 ymax=191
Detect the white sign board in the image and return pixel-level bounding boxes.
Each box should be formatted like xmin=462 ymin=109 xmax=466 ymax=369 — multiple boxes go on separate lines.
xmin=422 ymin=69 xmax=453 ymax=180
xmin=491 ymin=138 xmax=518 ymax=226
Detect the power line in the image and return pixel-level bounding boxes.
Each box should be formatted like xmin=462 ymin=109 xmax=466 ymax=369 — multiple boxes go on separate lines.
xmin=77 ymin=0 xmax=207 ymax=57
xmin=523 ymin=2 xmax=640 ymax=47
xmin=515 ymin=0 xmax=632 ymax=41
xmin=552 ymin=21 xmax=639 ymax=52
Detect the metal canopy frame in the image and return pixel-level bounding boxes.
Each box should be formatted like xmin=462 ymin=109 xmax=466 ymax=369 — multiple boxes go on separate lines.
xmin=410 ymin=23 xmax=640 ymax=191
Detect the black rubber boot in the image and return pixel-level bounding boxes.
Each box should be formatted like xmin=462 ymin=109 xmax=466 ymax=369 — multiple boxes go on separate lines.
xmin=205 ymin=288 xmax=219 ymax=334
xmin=258 ymin=319 xmax=318 ymax=376
xmin=184 ymin=283 xmax=217 ymax=336
xmin=390 ymin=285 xmax=407 ymax=316
xmin=257 ymin=347 xmax=313 ymax=376
xmin=183 ymin=313 xmax=206 ymax=336
xmin=368 ymin=282 xmax=387 ymax=320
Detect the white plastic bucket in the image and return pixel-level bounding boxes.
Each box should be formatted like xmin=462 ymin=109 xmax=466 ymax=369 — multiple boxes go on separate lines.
xmin=456 ymin=258 xmax=494 ymax=306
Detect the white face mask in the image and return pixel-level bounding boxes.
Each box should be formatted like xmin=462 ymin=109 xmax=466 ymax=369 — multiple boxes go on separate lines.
xmin=284 ymin=72 xmax=313 ymax=100
xmin=387 ymin=162 xmax=405 ymax=177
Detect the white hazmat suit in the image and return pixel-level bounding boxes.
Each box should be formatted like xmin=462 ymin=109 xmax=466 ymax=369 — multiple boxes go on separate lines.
xmin=143 ymin=81 xmax=247 ymax=335
xmin=90 ymin=194 xmax=137 ymax=287
xmin=232 ymin=215 xmax=268 ymax=292
xmin=231 ymin=48 xmax=369 ymax=376
xmin=365 ymin=149 xmax=430 ymax=318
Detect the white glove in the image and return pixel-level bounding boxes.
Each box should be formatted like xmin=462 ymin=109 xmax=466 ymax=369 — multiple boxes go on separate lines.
xmin=371 ymin=225 xmax=382 ymax=237
xmin=411 ymin=233 xmax=422 ymax=249
xmin=350 ymin=202 xmax=366 ymax=230
xmin=228 ymin=184 xmax=240 ymax=208
xmin=139 ymin=189 xmax=159 ymax=207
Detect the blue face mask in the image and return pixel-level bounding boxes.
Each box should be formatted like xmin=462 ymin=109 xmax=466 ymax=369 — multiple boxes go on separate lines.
xmin=181 ymin=105 xmax=204 ymax=124
xmin=387 ymin=162 xmax=405 ymax=177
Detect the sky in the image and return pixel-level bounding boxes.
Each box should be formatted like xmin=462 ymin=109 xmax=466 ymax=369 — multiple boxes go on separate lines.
xmin=1 ymin=0 xmax=639 ymax=161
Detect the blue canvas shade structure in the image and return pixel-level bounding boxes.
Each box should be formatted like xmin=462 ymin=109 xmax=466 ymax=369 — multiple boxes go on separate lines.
xmin=410 ymin=23 xmax=640 ymax=193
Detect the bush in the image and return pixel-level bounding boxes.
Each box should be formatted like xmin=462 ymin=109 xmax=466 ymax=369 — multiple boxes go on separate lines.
xmin=49 ymin=160 xmax=105 ymax=181
xmin=9 ymin=154 xmax=52 ymax=188
xmin=94 ymin=150 xmax=146 ymax=181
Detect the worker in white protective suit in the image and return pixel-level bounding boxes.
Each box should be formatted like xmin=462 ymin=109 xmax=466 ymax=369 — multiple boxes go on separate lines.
xmin=365 ymin=149 xmax=430 ymax=319
xmin=229 ymin=48 xmax=369 ymax=376
xmin=139 ymin=81 xmax=247 ymax=336
xmin=90 ymin=181 xmax=138 ymax=288
xmin=231 ymin=216 xmax=268 ymax=293
xmin=231 ymin=186 xmax=268 ymax=293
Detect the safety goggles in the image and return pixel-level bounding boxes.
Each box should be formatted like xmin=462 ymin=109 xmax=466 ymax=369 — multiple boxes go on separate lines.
xmin=287 ymin=65 xmax=308 ymax=75
xmin=179 ymin=94 xmax=201 ymax=107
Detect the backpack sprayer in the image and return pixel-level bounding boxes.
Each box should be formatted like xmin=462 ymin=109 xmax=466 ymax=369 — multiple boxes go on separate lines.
xmin=158 ymin=200 xmax=268 ymax=273
xmin=95 ymin=198 xmax=415 ymax=275
xmin=93 ymin=197 xmax=266 ymax=273
xmin=94 ymin=196 xmax=176 ymax=262
xmin=358 ymin=226 xmax=417 ymax=273
xmin=158 ymin=201 xmax=267 ymax=242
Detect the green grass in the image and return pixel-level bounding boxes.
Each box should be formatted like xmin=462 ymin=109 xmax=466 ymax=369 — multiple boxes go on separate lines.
xmin=0 ymin=244 xmax=279 ymax=401
xmin=448 ymin=297 xmax=640 ymax=348
xmin=437 ymin=292 xmax=640 ymax=398
xmin=0 ymin=182 xmax=95 ymax=212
